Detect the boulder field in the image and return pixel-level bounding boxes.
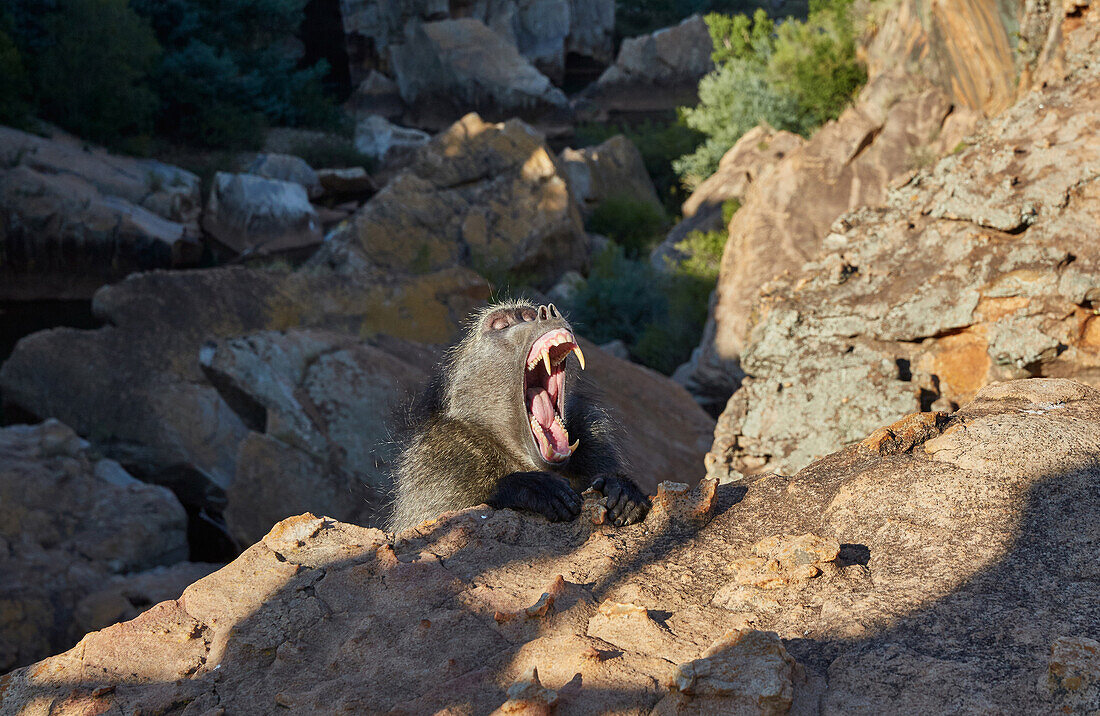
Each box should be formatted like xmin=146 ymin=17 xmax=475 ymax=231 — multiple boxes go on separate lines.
xmin=2 ymin=378 xmax=1098 ymax=713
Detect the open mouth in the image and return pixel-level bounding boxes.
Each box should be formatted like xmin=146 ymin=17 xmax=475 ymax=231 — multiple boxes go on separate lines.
xmin=524 ymin=328 xmax=585 ymax=463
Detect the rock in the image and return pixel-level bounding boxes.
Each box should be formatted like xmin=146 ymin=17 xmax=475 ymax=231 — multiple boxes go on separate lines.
xmin=338 ymin=0 xmax=612 ymax=89
xmin=680 ymin=77 xmax=980 ymax=413
xmin=598 ymin=339 xmax=630 ymax=360
xmin=311 ymin=113 xmax=587 ymax=290
xmin=353 ymin=114 xmax=430 ymax=165
xmin=315 ymin=166 xmax=377 ymax=197
xmin=545 ymin=269 xmax=585 ymax=305
xmin=705 ymin=37 xmax=1100 ymax=476
xmin=652 ymin=126 xmax=805 ymax=269
xmin=391 ymin=19 xmax=570 ymax=127
xmin=346 ymin=70 xmax=406 ymax=121
xmin=7 ymin=378 xmax=1100 ymax=713
xmin=559 ymin=134 xmax=662 ymax=218
xmin=245 ymin=153 xmax=321 ymax=198
xmin=0 ymin=419 xmax=189 ymax=672
xmin=200 ymin=329 xmax=435 ymax=544
xmin=0 ymin=265 xmax=489 ymax=513
xmin=202 ymin=172 xmax=322 ymax=259
xmin=0 ymin=127 xmax=202 ymax=300
xmin=577 ymin=15 xmax=714 ymax=118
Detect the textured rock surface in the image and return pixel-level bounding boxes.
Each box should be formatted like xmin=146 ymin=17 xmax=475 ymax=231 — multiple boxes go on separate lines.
xmin=652 ymin=125 xmax=805 ymax=269
xmin=202 ymin=172 xmax=323 ymax=258
xmin=706 ymin=23 xmax=1100 ymax=477
xmin=245 ymin=153 xmax=321 ymax=198
xmin=559 ymin=134 xmax=662 ymax=218
xmin=4 ymin=378 xmax=1100 ymax=713
xmin=0 ymin=127 xmax=202 ymax=300
xmin=0 ymin=266 xmax=488 ymax=509
xmin=391 ymin=19 xmax=571 ymax=127
xmin=338 ymin=0 xmax=612 ymax=88
xmin=312 ymin=113 xmax=588 ymax=289
xmin=0 ymin=420 xmax=191 ymax=672
xmin=577 ymin=15 xmax=714 ymax=118
xmin=353 ymin=114 xmax=430 ymax=165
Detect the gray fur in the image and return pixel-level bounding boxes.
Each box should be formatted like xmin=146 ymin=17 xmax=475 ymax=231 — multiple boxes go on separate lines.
xmin=388 ymin=299 xmax=646 ymax=531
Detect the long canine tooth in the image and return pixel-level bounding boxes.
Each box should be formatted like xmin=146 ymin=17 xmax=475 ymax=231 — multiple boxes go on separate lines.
xmin=572 ymin=345 xmax=586 ymax=370
xmin=569 ymin=439 xmax=580 ymax=452
xmin=543 ymin=350 xmax=552 ymax=376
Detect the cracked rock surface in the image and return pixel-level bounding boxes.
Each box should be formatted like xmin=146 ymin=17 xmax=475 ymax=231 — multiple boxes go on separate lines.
xmin=3 ymin=378 xmax=1098 ymax=714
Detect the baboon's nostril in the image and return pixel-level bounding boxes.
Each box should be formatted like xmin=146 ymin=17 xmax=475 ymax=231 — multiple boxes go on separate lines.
xmin=547 ymin=303 xmax=559 ymax=318
xmin=538 ymin=305 xmax=549 ymax=320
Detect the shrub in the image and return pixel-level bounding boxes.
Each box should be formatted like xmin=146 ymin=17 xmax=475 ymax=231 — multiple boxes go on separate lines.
xmin=27 ymin=0 xmax=161 ymax=145
xmin=674 ymin=0 xmax=866 ymax=185
xmin=586 ymin=195 xmax=667 ymax=258
xmin=131 ymin=0 xmax=340 ymax=149
xmin=0 ymin=26 xmax=31 ymax=126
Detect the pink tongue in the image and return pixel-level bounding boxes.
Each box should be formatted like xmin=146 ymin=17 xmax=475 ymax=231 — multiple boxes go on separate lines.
xmin=527 ymin=387 xmax=555 ymax=427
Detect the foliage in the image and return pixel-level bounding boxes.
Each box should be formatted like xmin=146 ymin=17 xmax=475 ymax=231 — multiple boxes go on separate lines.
xmin=16 ymin=0 xmax=161 ymax=144
xmin=0 ymin=24 xmax=31 ymax=127
xmin=130 ymin=0 xmax=339 ymax=149
xmin=574 ymin=120 xmax=705 ymax=213
xmin=674 ymin=0 xmax=866 ymax=186
xmin=586 ymin=195 xmax=667 ymax=259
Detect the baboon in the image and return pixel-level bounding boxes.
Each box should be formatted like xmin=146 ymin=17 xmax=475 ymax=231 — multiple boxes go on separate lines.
xmin=388 ymin=299 xmax=650 ymax=532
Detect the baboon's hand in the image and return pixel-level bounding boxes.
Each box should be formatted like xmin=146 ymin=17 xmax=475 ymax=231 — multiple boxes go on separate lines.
xmin=590 ymin=475 xmax=650 ymax=526
xmin=489 ymin=472 xmax=582 ymax=522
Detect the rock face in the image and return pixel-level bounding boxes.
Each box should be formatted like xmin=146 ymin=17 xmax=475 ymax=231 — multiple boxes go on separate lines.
xmin=312 ymin=113 xmax=588 ymax=289
xmin=0 ymin=127 xmax=202 ymax=300
xmin=0 ymin=265 xmax=489 ymax=512
xmin=577 ymin=15 xmax=714 ymax=118
xmin=652 ymin=125 xmax=805 ymax=269
xmin=202 ymin=172 xmax=323 ymax=258
xmin=706 ymin=17 xmax=1100 ymax=477
xmin=559 ymin=134 xmax=662 ymax=218
xmin=391 ymin=19 xmax=571 ymax=127
xmin=0 ymin=419 xmax=196 ymax=672
xmin=338 ymin=0 xmax=612 ymax=88
xmin=5 ymin=378 xmax=1100 ymax=713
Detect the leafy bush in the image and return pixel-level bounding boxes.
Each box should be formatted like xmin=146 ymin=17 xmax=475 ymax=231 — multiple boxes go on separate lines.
xmin=575 ymin=120 xmax=705 ymax=214
xmin=131 ymin=0 xmax=340 ymax=149
xmin=674 ymin=0 xmax=865 ymax=186
xmin=0 ymin=25 xmax=31 ymax=126
xmin=20 ymin=0 xmax=161 ymax=145
xmin=586 ymin=195 xmax=667 ymax=258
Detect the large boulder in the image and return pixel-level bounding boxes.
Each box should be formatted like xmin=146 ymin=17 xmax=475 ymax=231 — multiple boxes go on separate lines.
xmin=245 ymin=153 xmax=321 ymax=198
xmin=311 ymin=113 xmax=588 ymax=289
xmin=678 ymin=78 xmax=981 ymax=413
xmin=391 ymin=19 xmax=571 ymax=127
xmin=651 ymin=125 xmax=805 ymax=269
xmin=0 ymin=419 xmax=196 ymax=672
xmin=0 ymin=127 xmax=202 ymax=300
xmin=706 ymin=37 xmax=1100 ymax=477
xmin=338 ymin=0 xmax=612 ymax=87
xmin=5 ymin=378 xmax=1100 ymax=713
xmin=577 ymin=15 xmax=715 ymax=118
xmin=0 ymin=265 xmax=489 ymax=512
xmin=559 ymin=134 xmax=663 ymax=219
xmin=202 ymin=172 xmax=323 ymax=259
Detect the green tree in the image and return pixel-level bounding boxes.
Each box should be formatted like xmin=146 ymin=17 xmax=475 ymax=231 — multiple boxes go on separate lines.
xmin=30 ymin=0 xmax=161 ymax=144
xmin=0 ymin=24 xmax=31 ymax=126
xmin=131 ymin=0 xmax=338 ymax=148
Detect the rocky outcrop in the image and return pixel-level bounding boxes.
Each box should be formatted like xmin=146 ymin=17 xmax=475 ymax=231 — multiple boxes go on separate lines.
xmin=245 ymin=153 xmax=322 ymax=198
xmin=391 ymin=19 xmax=571 ymax=128
xmin=559 ymin=134 xmax=662 ymax=218
xmin=202 ymin=172 xmax=323 ymax=259
xmin=678 ymin=76 xmax=979 ymax=412
xmin=5 ymin=378 xmax=1100 ymax=713
xmin=0 ymin=127 xmax=202 ymax=300
xmin=0 ymin=419 xmax=197 ymax=672
xmin=706 ymin=29 xmax=1100 ymax=477
xmin=338 ymin=0 xmax=612 ymax=88
xmin=652 ymin=125 xmax=805 ymax=269
xmin=0 ymin=265 xmax=488 ymax=512
xmin=311 ymin=113 xmax=588 ymax=289
xmin=577 ymin=15 xmax=714 ymax=118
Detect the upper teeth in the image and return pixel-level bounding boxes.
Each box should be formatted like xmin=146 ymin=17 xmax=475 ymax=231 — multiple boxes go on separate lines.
xmin=525 ymin=332 xmax=587 ymax=372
